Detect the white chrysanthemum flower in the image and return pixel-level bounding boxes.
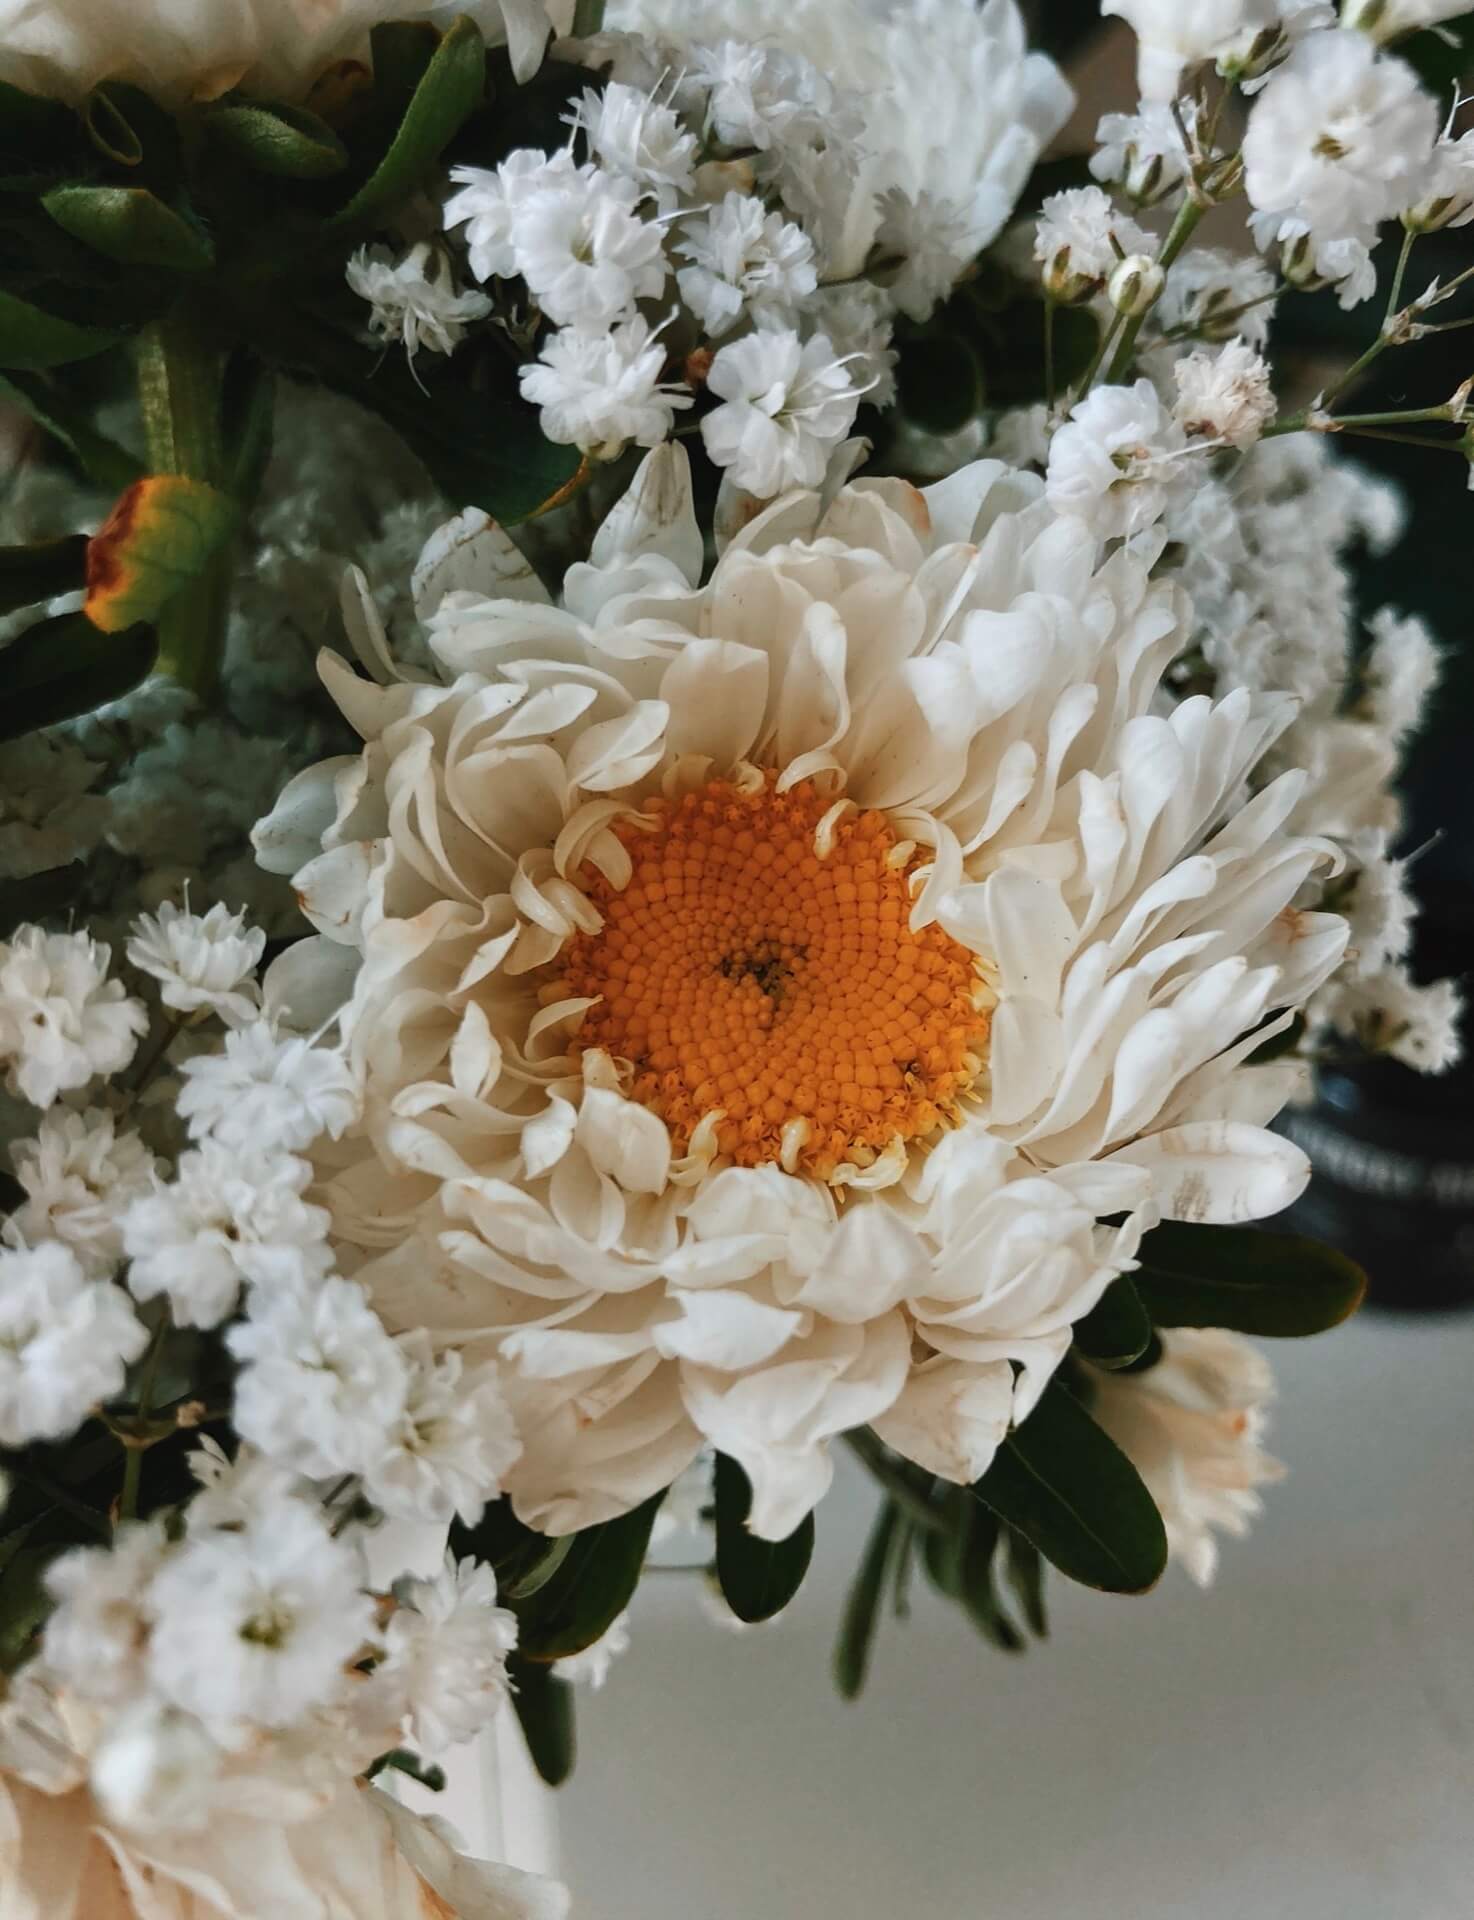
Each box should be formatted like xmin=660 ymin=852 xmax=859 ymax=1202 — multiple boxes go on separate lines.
xmin=1152 ymin=247 xmax=1280 ymax=348
xmin=1091 ymin=1329 xmax=1285 ymax=1586
xmin=346 ymin=243 xmax=493 ymax=360
xmin=174 ymin=1018 xmax=359 ymax=1154
xmin=1243 ymin=29 xmax=1441 ymax=302
xmin=616 ymin=0 xmax=1071 ymax=299
xmin=702 ymin=328 xmax=861 ymax=497
xmin=1173 ymin=339 xmax=1278 ymax=448
xmin=7 ymin=1107 xmax=157 ymax=1279
xmin=0 ymin=1243 xmax=148 ymax=1447
xmin=383 ymin=1556 xmax=518 ymax=1751
xmin=676 ymin=193 xmax=818 ymax=338
xmin=555 ymin=1611 xmax=632 ymax=1690
xmin=145 ymin=1496 xmax=375 ymax=1740
xmin=123 ymin=1146 xmax=333 ymax=1328
xmin=126 ymin=899 xmax=266 ymax=1027
xmin=510 ymin=161 xmax=667 ymax=328
xmin=0 ymin=0 xmax=560 ymax=106
xmin=257 ymin=442 xmax=1345 ymax=1540
xmin=0 ymin=928 xmax=147 ymax=1109
xmin=520 ymin=315 xmax=693 ymax=457
xmin=566 ymin=80 xmax=698 ymax=200
xmin=364 ymin=1332 xmax=523 ymax=1526
xmin=1046 ymin=378 xmax=1190 ymax=540
xmin=1034 ymin=186 xmax=1153 ymax=301
xmin=1091 ymin=103 xmax=1193 ymax=204
xmin=39 ymin=1524 xmax=171 ymax=1707
xmin=229 ymin=1276 xmax=410 ymax=1480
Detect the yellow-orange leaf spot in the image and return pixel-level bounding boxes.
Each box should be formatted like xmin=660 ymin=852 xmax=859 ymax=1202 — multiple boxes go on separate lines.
xmin=561 ymin=775 xmax=993 ymax=1180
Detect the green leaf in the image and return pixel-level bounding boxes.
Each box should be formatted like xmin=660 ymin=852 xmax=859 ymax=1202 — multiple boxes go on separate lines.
xmin=206 ymin=102 xmax=349 ymax=179
xmin=895 ymin=328 xmax=984 ymax=435
xmin=0 ymin=372 xmax=144 ymax=492
xmin=329 ymin=16 xmax=486 ymax=231
xmin=713 ymin=1453 xmax=815 ymax=1624
xmin=450 ymin=1495 xmax=574 ymax=1599
xmin=84 ymin=85 xmax=143 ymax=166
xmin=513 ymin=1493 xmax=664 ymax=1662
xmin=833 ymin=1497 xmax=901 ymax=1702
xmin=0 ymin=610 xmax=158 ymax=742
xmin=957 ymin=1503 xmax=1024 ymax=1652
xmin=1134 ymin=1222 xmax=1367 ymax=1337
xmin=975 ymin=1378 xmax=1167 ymax=1595
xmin=1002 ymin=1529 xmax=1048 ymax=1639
xmin=508 ymin=1652 xmax=577 ymax=1786
xmin=42 ymin=186 xmax=214 ymax=273
xmin=0 ymin=289 xmax=123 ymax=371
xmin=920 ymin=1492 xmax=966 ymax=1599
xmin=85 ymin=475 xmax=237 ymax=634
xmin=1072 ymin=1275 xmax=1153 ymax=1371
xmin=0 ymin=535 xmax=89 ymax=615
xmin=0 ymin=1540 xmax=63 ymax=1673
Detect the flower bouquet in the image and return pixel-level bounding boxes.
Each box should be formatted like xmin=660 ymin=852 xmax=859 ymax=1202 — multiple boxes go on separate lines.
xmin=0 ymin=0 xmax=1466 ymax=1909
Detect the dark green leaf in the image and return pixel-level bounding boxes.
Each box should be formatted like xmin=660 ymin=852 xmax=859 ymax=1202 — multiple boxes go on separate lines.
xmin=0 ymin=610 xmax=157 ymax=742
xmin=0 ymin=289 xmax=123 ymax=371
xmin=513 ymin=1493 xmax=664 ymax=1662
xmin=206 ymin=102 xmax=350 ymax=179
xmin=975 ymin=1378 xmax=1167 ymax=1594
xmin=1115 ymin=1328 xmax=1164 ymax=1375
xmin=451 ymin=1495 xmax=572 ymax=1598
xmin=0 ymin=535 xmax=88 ymax=615
xmin=329 ymin=16 xmax=486 ymax=231
xmin=1135 ymin=1222 xmax=1367 ymax=1337
xmin=958 ymin=1502 xmax=1023 ymax=1652
xmin=896 ymin=328 xmax=984 ymax=435
xmin=1002 ymin=1529 xmax=1048 ymax=1639
xmin=1072 ymin=1275 xmax=1153 ymax=1371
xmin=833 ymin=1497 xmax=901 ymax=1702
xmin=42 ymin=185 xmax=213 ymax=273
xmin=0 ymin=864 xmax=87 ymax=938
xmin=920 ymin=1491 xmax=966 ymax=1600
xmin=713 ymin=1453 xmax=814 ymax=1624
xmin=84 ymin=85 xmax=143 ymax=166
xmin=508 ymin=1652 xmax=576 ymax=1786
xmin=0 ymin=372 xmax=143 ymax=492
xmin=222 ymin=356 xmax=277 ymax=506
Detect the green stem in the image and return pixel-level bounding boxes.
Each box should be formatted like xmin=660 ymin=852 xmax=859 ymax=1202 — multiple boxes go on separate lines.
xmin=1104 ymin=195 xmax=1206 ymax=385
xmin=1044 ymin=296 xmax=1056 ymax=410
xmin=132 ymin=307 xmax=234 ymax=701
xmin=570 ymin=0 xmax=605 ymax=33
xmin=844 ymin=1430 xmax=948 ymax=1536
xmin=117 ymin=1320 xmax=169 ymax=1528
xmin=1320 ymin=228 xmax=1417 ymax=410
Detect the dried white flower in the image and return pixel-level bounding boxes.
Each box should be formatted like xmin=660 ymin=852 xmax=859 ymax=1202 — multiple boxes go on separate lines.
xmin=520 ymin=315 xmax=693 ymax=457
xmin=175 ymin=1019 xmax=359 ymax=1153
xmin=363 ymin=1332 xmax=522 ymax=1527
xmin=1092 ymin=102 xmax=1193 ymax=204
xmin=512 ymin=161 xmax=667 ymax=328
xmin=445 ymin=149 xmax=561 ymax=282
xmin=383 ymin=1556 xmax=518 ymax=1751
xmin=1034 ymin=186 xmax=1152 ymax=302
xmin=1173 ymin=338 xmax=1278 ymax=447
xmin=676 ymin=193 xmax=818 ymax=338
xmin=566 ymin=80 xmax=698 ymax=199
xmin=346 ymin=242 xmax=493 ymax=359
xmin=123 ymin=1146 xmax=333 ymax=1328
xmin=701 ymin=327 xmax=861 ymax=496
xmin=126 ymin=900 xmax=265 ymax=1027
xmin=7 ymin=1107 xmax=157 ymax=1280
xmin=0 ymin=928 xmax=146 ymax=1109
xmin=1362 ymin=607 xmax=1439 ymax=743
xmin=1045 ymin=378 xmax=1189 ymax=539
xmin=0 ymin=1243 xmax=147 ymax=1447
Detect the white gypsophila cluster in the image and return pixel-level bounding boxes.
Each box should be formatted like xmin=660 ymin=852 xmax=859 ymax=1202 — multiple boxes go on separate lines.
xmin=1172 ymin=340 xmax=1278 ymax=447
xmin=0 ymin=1240 xmax=147 ymax=1447
xmin=1242 ymin=28 xmax=1442 ymax=305
xmin=413 ymin=0 xmax=1069 ymax=492
xmin=127 ymin=899 xmax=267 ymax=1026
xmin=1 ymin=1448 xmax=561 ymax=1920
xmin=1034 ymin=186 xmax=1152 ymax=302
xmin=257 ymin=442 xmax=1347 ymax=1541
xmin=1091 ymin=1328 xmax=1285 ymax=1586
xmin=6 ymin=1106 xmax=158 ymax=1279
xmin=1045 ymin=378 xmax=1190 ymax=539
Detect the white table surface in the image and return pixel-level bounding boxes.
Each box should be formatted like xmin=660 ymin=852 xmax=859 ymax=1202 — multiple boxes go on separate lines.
xmin=560 ymin=1311 xmax=1474 ymax=1919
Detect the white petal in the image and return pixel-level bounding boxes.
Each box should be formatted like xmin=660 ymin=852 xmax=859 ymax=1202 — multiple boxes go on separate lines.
xmin=653 ymin=1289 xmax=805 ymax=1370
xmin=412 ymin=507 xmax=550 ymax=619
xmin=790 ymin=1205 xmax=928 ymax=1323
xmin=871 ymin=1358 xmax=1014 ymax=1486
xmin=591 ymin=443 xmax=703 ymax=587
xmin=1107 ymin=1122 xmax=1310 ymax=1223
xmin=575 ymin=1088 xmax=672 ymax=1194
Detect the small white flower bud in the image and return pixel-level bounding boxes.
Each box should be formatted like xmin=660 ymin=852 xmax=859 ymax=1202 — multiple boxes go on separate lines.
xmin=1108 ymin=254 xmax=1165 ymax=317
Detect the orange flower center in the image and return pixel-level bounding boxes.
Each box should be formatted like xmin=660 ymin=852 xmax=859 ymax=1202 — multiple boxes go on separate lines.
xmin=561 ymin=775 xmax=992 ymax=1180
